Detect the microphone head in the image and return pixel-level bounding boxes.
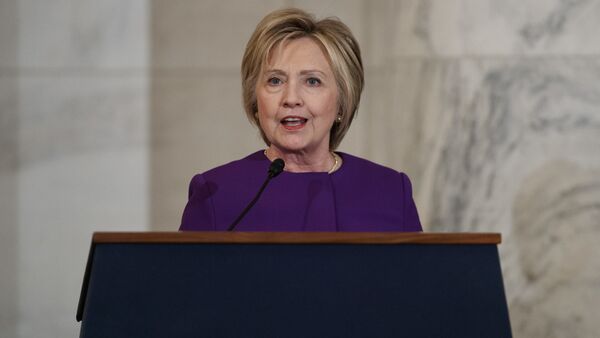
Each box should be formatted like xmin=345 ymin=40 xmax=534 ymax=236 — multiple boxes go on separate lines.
xmin=268 ymin=158 xmax=285 ymax=178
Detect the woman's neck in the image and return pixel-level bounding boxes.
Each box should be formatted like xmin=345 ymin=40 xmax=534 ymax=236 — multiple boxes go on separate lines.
xmin=264 ymin=146 xmax=335 ymax=173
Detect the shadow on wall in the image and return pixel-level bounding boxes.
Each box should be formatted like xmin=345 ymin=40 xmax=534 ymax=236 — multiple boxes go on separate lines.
xmin=0 ymin=1 xmax=19 ymax=336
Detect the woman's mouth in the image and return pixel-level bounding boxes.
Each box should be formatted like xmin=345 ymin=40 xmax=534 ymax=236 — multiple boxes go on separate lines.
xmin=280 ymin=116 xmax=308 ymax=130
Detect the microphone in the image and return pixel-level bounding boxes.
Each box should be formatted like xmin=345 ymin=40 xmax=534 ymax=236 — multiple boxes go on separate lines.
xmin=268 ymin=158 xmax=285 ymax=178
xmin=227 ymin=158 xmax=285 ymax=231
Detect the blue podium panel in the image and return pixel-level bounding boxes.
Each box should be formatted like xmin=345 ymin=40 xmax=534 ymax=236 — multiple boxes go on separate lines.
xmin=79 ymin=239 xmax=511 ymax=338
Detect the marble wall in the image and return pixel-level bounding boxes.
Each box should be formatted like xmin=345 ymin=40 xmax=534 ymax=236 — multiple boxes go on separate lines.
xmin=1 ymin=0 xmax=599 ymax=337
xmin=0 ymin=1 xmax=150 ymax=337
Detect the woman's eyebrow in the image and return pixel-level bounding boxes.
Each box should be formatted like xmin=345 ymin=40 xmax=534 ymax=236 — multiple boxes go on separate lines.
xmin=263 ymin=69 xmax=286 ymax=76
xmin=299 ymin=69 xmax=327 ymax=77
xmin=264 ymin=69 xmax=327 ymax=76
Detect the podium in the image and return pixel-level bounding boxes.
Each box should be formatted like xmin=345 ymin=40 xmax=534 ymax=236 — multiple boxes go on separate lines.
xmin=77 ymin=232 xmax=512 ymax=337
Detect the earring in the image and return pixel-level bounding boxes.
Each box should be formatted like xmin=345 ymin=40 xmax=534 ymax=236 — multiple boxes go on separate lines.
xmin=336 ymin=115 xmax=343 ymax=123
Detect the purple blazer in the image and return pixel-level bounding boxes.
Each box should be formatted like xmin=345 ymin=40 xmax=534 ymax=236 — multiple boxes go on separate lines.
xmin=180 ymin=151 xmax=422 ymax=232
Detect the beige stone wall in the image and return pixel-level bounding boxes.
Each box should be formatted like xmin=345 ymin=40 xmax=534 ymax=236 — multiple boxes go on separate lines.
xmin=1 ymin=1 xmax=599 ymax=337
xmin=0 ymin=1 xmax=150 ymax=337
xmin=149 ymin=0 xmax=286 ymax=228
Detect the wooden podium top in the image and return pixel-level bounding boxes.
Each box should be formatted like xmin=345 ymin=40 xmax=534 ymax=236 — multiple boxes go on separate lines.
xmin=91 ymin=232 xmax=501 ymax=244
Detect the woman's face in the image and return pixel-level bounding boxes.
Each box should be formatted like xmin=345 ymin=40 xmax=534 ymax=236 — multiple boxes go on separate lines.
xmin=256 ymin=37 xmax=339 ymax=155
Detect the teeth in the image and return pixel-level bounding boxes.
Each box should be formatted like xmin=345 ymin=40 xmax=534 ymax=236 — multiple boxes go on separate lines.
xmin=281 ymin=117 xmax=306 ymax=126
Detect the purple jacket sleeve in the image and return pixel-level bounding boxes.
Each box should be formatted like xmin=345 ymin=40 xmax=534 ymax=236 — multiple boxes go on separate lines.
xmin=400 ymin=172 xmax=422 ymax=231
xmin=179 ymin=174 xmax=216 ymax=231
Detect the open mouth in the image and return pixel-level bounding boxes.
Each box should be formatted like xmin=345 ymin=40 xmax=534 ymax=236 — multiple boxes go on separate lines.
xmin=280 ymin=116 xmax=308 ymax=130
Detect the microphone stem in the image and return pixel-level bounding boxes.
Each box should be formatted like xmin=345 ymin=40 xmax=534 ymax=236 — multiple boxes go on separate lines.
xmin=227 ymin=176 xmax=272 ymax=231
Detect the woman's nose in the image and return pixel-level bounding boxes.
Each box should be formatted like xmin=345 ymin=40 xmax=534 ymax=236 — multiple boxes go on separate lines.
xmin=282 ymin=82 xmax=303 ymax=108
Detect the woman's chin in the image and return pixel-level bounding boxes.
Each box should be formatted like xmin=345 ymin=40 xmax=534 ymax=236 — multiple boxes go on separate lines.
xmin=270 ymin=137 xmax=307 ymax=151
xmin=274 ymin=145 xmax=308 ymax=154
xmin=271 ymin=141 xmax=316 ymax=154
xmin=269 ymin=133 xmax=330 ymax=155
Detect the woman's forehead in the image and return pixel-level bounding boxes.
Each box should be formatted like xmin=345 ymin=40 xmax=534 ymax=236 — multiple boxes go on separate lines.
xmin=264 ymin=37 xmax=333 ymax=72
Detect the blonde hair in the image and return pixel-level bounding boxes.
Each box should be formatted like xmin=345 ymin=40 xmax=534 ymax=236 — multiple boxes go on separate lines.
xmin=241 ymin=8 xmax=364 ymax=150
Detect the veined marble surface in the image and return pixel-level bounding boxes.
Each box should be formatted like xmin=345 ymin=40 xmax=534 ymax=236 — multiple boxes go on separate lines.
xmin=17 ymin=76 xmax=148 ymax=168
xmin=363 ymin=0 xmax=600 ymax=61
xmin=422 ymin=59 xmax=600 ymax=230
xmin=512 ymin=161 xmax=600 ymax=337
xmin=17 ymin=0 xmax=148 ymax=68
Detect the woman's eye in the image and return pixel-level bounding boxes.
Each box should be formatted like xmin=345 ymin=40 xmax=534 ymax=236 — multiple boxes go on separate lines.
xmin=267 ymin=77 xmax=282 ymax=85
xmin=307 ymin=77 xmax=321 ymax=86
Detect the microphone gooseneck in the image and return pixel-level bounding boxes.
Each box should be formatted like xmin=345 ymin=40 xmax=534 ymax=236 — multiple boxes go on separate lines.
xmin=227 ymin=158 xmax=285 ymax=231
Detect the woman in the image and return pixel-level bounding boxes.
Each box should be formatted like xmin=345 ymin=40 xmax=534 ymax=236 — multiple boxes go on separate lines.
xmin=180 ymin=8 xmax=421 ymax=231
